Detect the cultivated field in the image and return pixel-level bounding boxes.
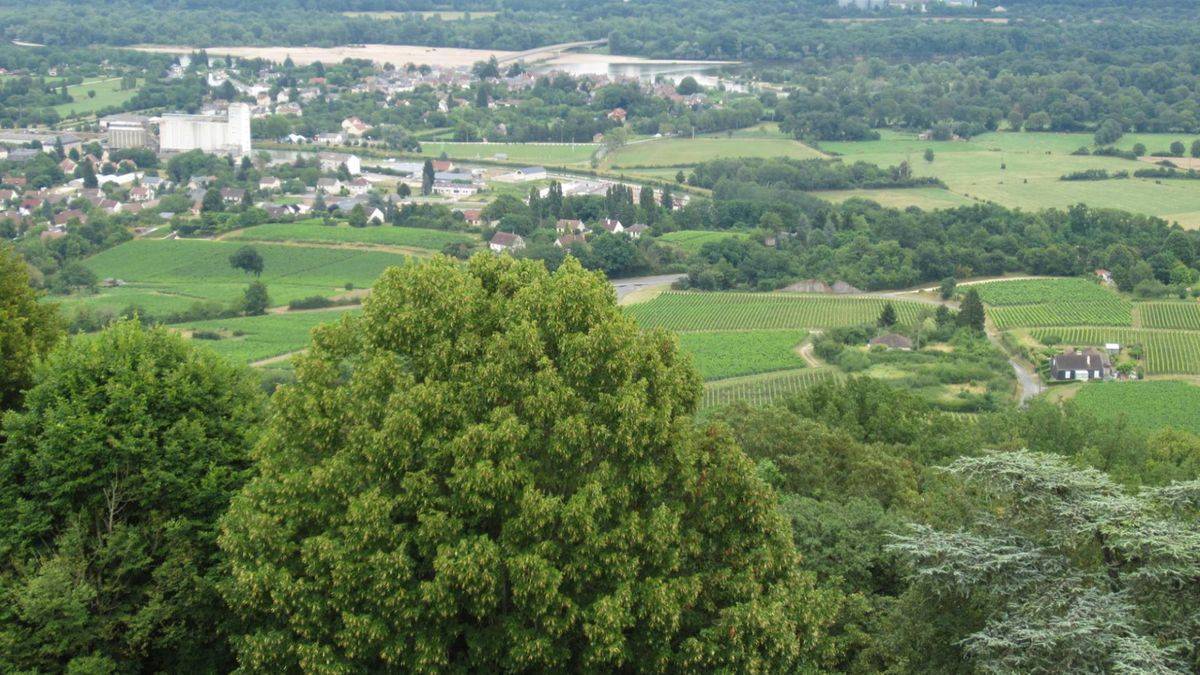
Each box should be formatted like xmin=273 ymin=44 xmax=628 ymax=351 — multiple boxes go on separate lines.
xmin=1139 ymin=302 xmax=1200 ymax=330
xmin=1072 ymin=380 xmax=1200 ymax=435
xmin=226 ymin=221 xmax=474 ymax=251
xmin=79 ymin=239 xmax=410 ymax=311
xmin=1031 ymin=327 xmax=1200 ymax=375
xmin=701 ymin=368 xmax=842 ymax=409
xmin=627 ymin=291 xmax=924 ymax=331
xmin=604 ymin=137 xmax=824 ymax=169
xmin=974 ymin=278 xmax=1132 ymax=328
xmin=181 ymin=309 xmax=356 ymax=364
xmin=819 ymin=130 xmax=1200 ymax=226
xmin=53 ymin=77 xmax=140 ymax=117
xmin=678 ymin=330 xmax=807 ymax=380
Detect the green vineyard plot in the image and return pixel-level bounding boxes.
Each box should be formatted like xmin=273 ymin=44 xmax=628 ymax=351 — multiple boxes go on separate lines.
xmin=1139 ymin=302 xmax=1200 ymax=330
xmin=628 ymin=292 xmax=924 ymax=332
xmin=974 ymin=278 xmax=1131 ymax=328
xmin=1072 ymin=380 xmax=1200 ymax=435
xmin=678 ymin=330 xmax=808 ymax=380
xmin=701 ymin=368 xmax=842 ymax=409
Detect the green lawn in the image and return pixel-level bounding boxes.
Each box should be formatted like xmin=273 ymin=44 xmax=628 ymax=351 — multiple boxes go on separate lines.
xmin=181 ymin=309 xmax=357 ymax=364
xmin=818 ymin=130 xmax=1200 ymax=225
xmin=419 ymin=141 xmax=596 ymax=166
xmin=656 ymin=230 xmax=747 ymax=254
xmin=77 ymin=239 xmax=410 ymax=314
xmin=678 ymin=330 xmax=807 ymax=380
xmin=604 ymin=137 xmax=824 ymax=169
xmin=1072 ymin=380 xmax=1200 ymax=435
xmin=226 ymin=221 xmax=475 ymax=251
xmin=53 ymin=77 xmax=140 ymax=118
xmin=818 ymin=187 xmax=978 ymax=210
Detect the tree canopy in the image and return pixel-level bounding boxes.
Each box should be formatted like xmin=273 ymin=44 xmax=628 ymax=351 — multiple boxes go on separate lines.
xmin=0 ymin=244 xmax=62 ymax=412
xmin=220 ymin=254 xmax=843 ymax=671
xmin=0 ymin=320 xmax=264 ymax=673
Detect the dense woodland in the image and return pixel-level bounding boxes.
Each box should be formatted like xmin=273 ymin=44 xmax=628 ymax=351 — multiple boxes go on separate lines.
xmin=672 ymin=157 xmax=1200 ymax=292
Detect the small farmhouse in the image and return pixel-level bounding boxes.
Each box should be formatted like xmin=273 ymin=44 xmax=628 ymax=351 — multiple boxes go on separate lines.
xmin=489 ymin=231 xmax=526 ymax=253
xmin=1050 ymin=348 xmax=1113 ymax=381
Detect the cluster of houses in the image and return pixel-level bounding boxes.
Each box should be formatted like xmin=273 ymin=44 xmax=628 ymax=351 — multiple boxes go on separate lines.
xmin=486 ymin=216 xmax=649 ymax=254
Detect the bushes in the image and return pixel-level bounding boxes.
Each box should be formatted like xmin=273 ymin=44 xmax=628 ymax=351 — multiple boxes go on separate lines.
xmin=286 ymin=295 xmax=335 ymax=310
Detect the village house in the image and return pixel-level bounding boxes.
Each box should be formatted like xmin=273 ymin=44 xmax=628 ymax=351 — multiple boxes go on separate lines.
xmin=341 ymin=116 xmax=372 ymax=136
xmin=432 ymin=181 xmax=480 ymax=197
xmin=626 ymin=223 xmax=649 ymax=239
xmin=598 ymin=218 xmax=625 ymax=234
xmin=318 ymin=152 xmax=362 ymax=175
xmin=128 ymin=186 xmax=153 ymax=202
xmin=346 ymin=177 xmax=372 ymax=196
xmin=53 ymin=209 xmax=87 ymax=226
xmin=555 ymin=233 xmax=587 ymax=249
xmin=316 ymin=177 xmax=343 ymax=193
xmin=259 ymin=176 xmax=282 ymax=191
xmin=556 ymin=218 xmax=586 ymax=234
xmin=220 ymin=187 xmax=246 ymax=204
xmin=1050 ymin=348 xmax=1113 ymax=381
xmin=489 ymin=231 xmax=526 ymax=253
xmin=459 ymin=209 xmax=484 ymax=227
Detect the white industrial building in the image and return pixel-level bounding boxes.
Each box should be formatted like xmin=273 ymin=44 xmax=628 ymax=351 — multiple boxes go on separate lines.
xmin=159 ymin=103 xmax=252 ymax=157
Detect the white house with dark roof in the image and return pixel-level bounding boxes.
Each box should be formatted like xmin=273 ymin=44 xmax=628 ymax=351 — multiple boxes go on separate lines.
xmin=489 ymin=231 xmax=526 ymax=253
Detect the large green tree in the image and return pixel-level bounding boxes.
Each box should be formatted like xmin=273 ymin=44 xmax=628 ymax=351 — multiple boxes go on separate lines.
xmin=0 ymin=244 xmax=62 ymax=412
xmin=0 ymin=321 xmax=264 ymax=673
xmin=221 ymin=255 xmax=843 ymax=672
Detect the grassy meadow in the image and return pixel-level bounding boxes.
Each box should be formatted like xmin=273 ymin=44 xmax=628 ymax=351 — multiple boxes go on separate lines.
xmin=604 ymin=136 xmax=824 ymax=170
xmin=77 ymin=239 xmax=410 ymax=311
xmin=656 ymin=230 xmax=747 ymax=254
xmin=181 ymin=309 xmax=357 ymax=364
xmin=53 ymin=77 xmax=140 ymax=118
xmin=818 ymin=130 xmax=1200 ymax=226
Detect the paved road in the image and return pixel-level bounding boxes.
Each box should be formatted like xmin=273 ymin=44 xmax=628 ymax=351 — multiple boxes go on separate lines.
xmin=611 ymin=273 xmax=684 ymax=299
xmin=1010 ymin=358 xmax=1046 ymax=404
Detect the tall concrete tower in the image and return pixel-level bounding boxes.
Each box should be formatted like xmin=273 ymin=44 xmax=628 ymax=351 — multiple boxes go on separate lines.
xmin=227 ymin=103 xmax=252 ymax=157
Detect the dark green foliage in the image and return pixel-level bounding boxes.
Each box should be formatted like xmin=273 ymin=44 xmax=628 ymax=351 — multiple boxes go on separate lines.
xmin=877 ymin=301 xmax=897 ymax=328
xmin=0 ymin=245 xmax=62 ymax=412
xmin=0 ymin=321 xmax=263 ymax=673
xmin=220 ymin=255 xmax=844 ymax=671
xmin=956 ymin=289 xmax=985 ymax=332
xmin=240 ymin=281 xmax=269 ymax=315
xmin=228 ymin=245 xmax=264 ymax=276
